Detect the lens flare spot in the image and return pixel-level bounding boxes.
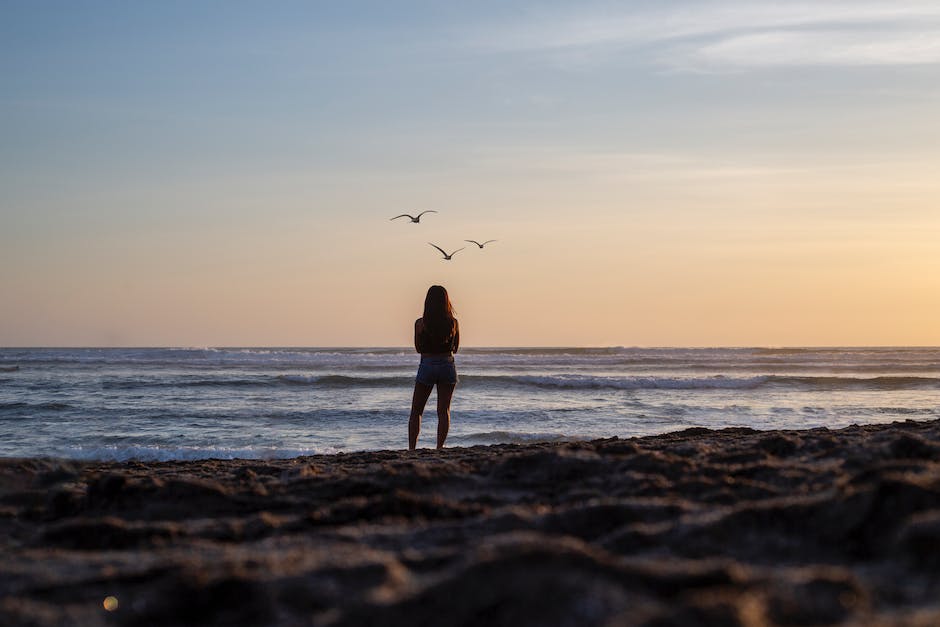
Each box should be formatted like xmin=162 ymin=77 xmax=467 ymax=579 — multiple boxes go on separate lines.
xmin=103 ymin=596 xmax=119 ymax=612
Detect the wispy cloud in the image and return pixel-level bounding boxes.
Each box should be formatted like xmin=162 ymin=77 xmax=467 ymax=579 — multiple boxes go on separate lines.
xmin=693 ymin=29 xmax=940 ymax=68
xmin=470 ymin=1 xmax=940 ymax=69
xmin=469 ymin=145 xmax=940 ymax=185
xmin=470 ymin=146 xmax=811 ymax=181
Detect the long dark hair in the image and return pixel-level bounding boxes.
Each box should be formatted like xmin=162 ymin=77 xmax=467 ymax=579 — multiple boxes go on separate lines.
xmin=422 ymin=285 xmax=456 ymax=342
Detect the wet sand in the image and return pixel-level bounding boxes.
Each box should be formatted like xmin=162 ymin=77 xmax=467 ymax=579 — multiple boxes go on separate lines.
xmin=3 ymin=419 xmax=940 ymax=626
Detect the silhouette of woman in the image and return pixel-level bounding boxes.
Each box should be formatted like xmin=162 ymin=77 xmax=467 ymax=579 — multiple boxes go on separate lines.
xmin=409 ymin=285 xmax=459 ymax=449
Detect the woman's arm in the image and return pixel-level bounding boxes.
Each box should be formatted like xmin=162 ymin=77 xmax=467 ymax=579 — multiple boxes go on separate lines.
xmin=414 ymin=319 xmax=424 ymax=353
xmin=453 ymin=320 xmax=460 ymax=353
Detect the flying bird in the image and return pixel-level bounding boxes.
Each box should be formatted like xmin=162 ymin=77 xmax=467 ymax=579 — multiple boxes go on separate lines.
xmin=390 ymin=210 xmax=437 ymax=223
xmin=465 ymin=239 xmax=497 ymax=248
xmin=428 ymin=243 xmax=464 ymax=260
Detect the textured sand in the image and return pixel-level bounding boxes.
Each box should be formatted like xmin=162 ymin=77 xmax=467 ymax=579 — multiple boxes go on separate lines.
xmin=3 ymin=419 xmax=940 ymax=626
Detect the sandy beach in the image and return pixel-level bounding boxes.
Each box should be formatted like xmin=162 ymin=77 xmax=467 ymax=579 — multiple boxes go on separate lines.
xmin=2 ymin=418 xmax=940 ymax=626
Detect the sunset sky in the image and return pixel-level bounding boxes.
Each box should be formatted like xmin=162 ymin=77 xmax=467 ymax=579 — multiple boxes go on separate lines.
xmin=2 ymin=1 xmax=939 ymax=347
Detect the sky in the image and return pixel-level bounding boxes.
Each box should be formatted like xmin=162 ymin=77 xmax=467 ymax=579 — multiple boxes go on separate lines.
xmin=1 ymin=1 xmax=939 ymax=347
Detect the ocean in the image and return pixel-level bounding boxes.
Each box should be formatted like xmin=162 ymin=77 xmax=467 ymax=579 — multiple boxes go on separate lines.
xmin=1 ymin=347 xmax=938 ymax=461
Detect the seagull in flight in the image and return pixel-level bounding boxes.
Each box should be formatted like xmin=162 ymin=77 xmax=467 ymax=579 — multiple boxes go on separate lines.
xmin=390 ymin=210 xmax=437 ymax=223
xmin=428 ymin=243 xmax=464 ymax=260
xmin=465 ymin=239 xmax=497 ymax=249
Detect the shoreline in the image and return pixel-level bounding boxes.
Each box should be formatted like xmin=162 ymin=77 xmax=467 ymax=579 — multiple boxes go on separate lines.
xmin=3 ymin=419 xmax=940 ymax=625
xmin=1 ymin=417 xmax=929 ymax=465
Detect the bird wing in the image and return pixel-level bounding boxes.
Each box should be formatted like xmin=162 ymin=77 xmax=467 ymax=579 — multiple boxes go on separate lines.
xmin=483 ymin=240 xmax=497 ymax=245
xmin=417 ymin=210 xmax=438 ymax=218
xmin=464 ymin=240 xmax=481 ymax=246
xmin=390 ymin=214 xmax=413 ymax=221
xmin=428 ymin=243 xmax=448 ymax=256
xmin=450 ymin=247 xmax=466 ymax=256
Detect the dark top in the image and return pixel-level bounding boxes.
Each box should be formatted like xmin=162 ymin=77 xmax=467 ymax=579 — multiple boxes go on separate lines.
xmin=415 ymin=317 xmax=460 ymax=355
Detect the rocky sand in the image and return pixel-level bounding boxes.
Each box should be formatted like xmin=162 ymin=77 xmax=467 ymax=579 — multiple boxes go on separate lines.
xmin=3 ymin=419 xmax=940 ymax=626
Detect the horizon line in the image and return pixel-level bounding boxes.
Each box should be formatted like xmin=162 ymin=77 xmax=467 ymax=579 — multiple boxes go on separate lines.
xmin=3 ymin=345 xmax=940 ymax=350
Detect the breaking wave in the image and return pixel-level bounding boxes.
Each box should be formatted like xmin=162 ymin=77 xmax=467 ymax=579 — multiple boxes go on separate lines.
xmin=92 ymin=373 xmax=940 ymax=392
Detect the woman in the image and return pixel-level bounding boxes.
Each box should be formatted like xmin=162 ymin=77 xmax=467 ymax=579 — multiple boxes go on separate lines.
xmin=409 ymin=285 xmax=460 ymax=449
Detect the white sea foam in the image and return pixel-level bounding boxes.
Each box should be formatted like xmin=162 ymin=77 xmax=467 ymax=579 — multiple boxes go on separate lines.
xmin=476 ymin=374 xmax=940 ymax=391
xmin=52 ymin=444 xmax=342 ymax=462
xmin=506 ymin=374 xmax=772 ymax=390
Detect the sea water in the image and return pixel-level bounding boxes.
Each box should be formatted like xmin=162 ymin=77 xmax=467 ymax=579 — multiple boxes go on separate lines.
xmin=0 ymin=347 xmax=938 ymax=461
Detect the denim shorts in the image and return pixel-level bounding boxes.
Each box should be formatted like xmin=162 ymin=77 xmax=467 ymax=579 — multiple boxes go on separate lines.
xmin=415 ymin=356 xmax=458 ymax=386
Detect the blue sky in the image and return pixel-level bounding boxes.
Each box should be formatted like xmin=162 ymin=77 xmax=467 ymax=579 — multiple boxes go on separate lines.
xmin=6 ymin=1 xmax=937 ymax=182
xmin=2 ymin=1 xmax=939 ymax=345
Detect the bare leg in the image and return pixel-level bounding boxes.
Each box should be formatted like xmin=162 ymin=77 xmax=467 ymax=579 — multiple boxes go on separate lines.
xmin=436 ymin=383 xmax=456 ymax=449
xmin=409 ymin=382 xmax=433 ymax=450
